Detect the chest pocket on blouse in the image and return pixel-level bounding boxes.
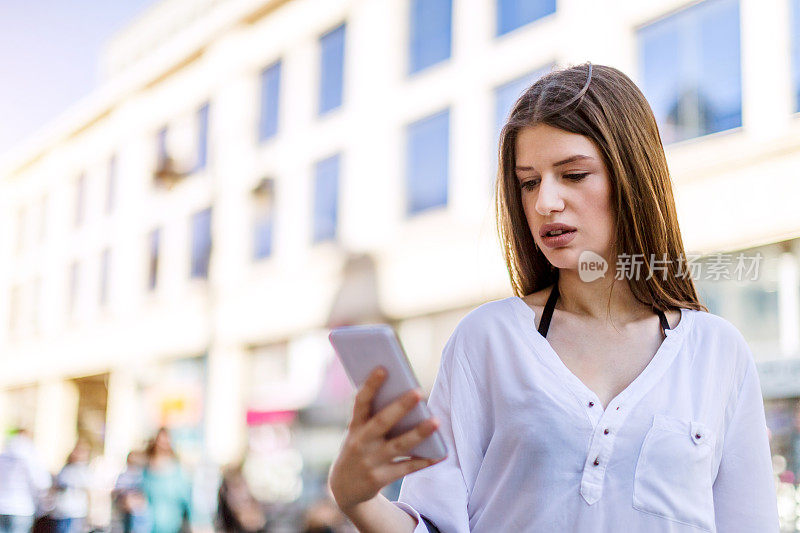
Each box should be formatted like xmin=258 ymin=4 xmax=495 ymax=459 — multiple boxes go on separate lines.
xmin=633 ymin=413 xmax=717 ymax=531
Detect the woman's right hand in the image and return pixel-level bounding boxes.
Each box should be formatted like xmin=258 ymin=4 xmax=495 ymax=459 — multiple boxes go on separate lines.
xmin=329 ymin=367 xmax=445 ymax=513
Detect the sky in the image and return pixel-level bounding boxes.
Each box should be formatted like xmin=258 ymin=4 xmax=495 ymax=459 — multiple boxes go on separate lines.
xmin=0 ymin=0 xmax=160 ymax=158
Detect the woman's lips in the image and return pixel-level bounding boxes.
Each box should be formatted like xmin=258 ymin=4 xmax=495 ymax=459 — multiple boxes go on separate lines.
xmin=541 ymin=229 xmax=577 ymax=248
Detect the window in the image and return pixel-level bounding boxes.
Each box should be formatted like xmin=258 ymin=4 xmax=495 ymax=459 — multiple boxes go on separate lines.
xmin=319 ymin=24 xmax=346 ymax=114
xmin=259 ymin=61 xmax=281 ymax=141
xmin=191 ymin=208 xmax=212 ymax=279
xmin=156 ymin=126 xmax=168 ymax=167
xmin=100 ymin=248 xmax=111 ymax=306
xmin=694 ymin=245 xmax=779 ymax=358
xmin=638 ymin=0 xmax=742 ymax=144
xmin=148 ymin=228 xmax=160 ymax=291
xmin=494 ymin=66 xmax=550 ymax=147
xmin=409 ymin=0 xmax=452 ymax=74
xmin=313 ymin=154 xmax=340 ymax=243
xmin=253 ymin=181 xmax=275 ymax=260
xmin=68 ymin=260 xmax=80 ymax=316
xmin=406 ymin=109 xmax=449 ymax=215
xmin=496 ymin=0 xmax=555 ymax=36
xmin=793 ymin=0 xmax=800 ymax=111
xmin=253 ymin=208 xmax=274 ymax=259
xmin=75 ymin=173 xmax=87 ymax=227
xmin=106 ymin=156 xmax=117 ymax=214
xmin=196 ymin=103 xmax=209 ymax=171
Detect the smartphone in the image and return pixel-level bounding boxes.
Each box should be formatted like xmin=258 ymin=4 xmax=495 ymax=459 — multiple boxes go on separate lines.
xmin=328 ymin=324 xmax=447 ymax=460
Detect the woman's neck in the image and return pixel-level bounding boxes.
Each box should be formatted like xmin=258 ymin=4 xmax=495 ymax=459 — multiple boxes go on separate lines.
xmin=555 ymin=268 xmax=651 ymax=325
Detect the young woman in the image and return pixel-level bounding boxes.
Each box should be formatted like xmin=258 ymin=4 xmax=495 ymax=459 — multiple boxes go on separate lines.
xmin=328 ymin=63 xmax=779 ymax=532
xmin=142 ymin=428 xmax=193 ymax=533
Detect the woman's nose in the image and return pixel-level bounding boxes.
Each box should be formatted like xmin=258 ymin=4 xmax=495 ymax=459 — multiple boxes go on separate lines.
xmin=535 ymin=175 xmax=565 ymax=215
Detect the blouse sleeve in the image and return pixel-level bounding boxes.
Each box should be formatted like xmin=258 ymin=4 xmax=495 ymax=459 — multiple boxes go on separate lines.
xmin=713 ymin=351 xmax=779 ymax=531
xmin=392 ymin=327 xmax=482 ymax=533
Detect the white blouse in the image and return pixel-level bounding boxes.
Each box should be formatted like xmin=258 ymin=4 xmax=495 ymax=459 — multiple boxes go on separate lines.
xmin=394 ymin=296 xmax=779 ymax=532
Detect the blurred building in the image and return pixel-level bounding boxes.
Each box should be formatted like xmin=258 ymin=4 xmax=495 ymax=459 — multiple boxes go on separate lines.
xmin=1 ymin=0 xmax=800 ymax=513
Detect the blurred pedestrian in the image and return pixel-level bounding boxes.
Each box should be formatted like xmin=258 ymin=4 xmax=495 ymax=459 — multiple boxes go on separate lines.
xmin=142 ymin=428 xmax=192 ymax=533
xmin=216 ymin=463 xmax=265 ymax=533
xmin=111 ymin=450 xmax=149 ymax=533
xmin=51 ymin=439 xmax=92 ymax=533
xmin=0 ymin=429 xmax=52 ymax=533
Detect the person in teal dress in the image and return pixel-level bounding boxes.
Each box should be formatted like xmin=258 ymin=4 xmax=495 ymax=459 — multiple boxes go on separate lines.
xmin=142 ymin=428 xmax=192 ymax=533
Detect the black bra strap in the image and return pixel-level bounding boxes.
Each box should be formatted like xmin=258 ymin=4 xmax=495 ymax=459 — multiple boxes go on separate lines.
xmin=538 ymin=282 xmax=559 ymax=338
xmin=537 ymin=282 xmax=671 ymax=338
xmin=656 ymin=307 xmax=670 ymax=335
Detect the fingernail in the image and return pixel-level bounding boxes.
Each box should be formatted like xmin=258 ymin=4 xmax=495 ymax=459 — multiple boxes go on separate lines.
xmin=375 ymin=367 xmax=386 ymax=377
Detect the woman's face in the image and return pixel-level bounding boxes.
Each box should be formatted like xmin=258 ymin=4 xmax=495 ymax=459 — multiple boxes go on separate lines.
xmin=515 ymin=123 xmax=616 ymax=271
xmin=155 ymin=430 xmax=171 ymax=452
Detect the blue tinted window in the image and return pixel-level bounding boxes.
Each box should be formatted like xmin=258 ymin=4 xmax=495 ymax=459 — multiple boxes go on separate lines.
xmin=69 ymin=261 xmax=79 ymax=315
xmin=409 ymin=0 xmax=452 ymax=74
xmin=191 ymin=208 xmax=212 ymax=279
xmin=253 ymin=212 xmax=273 ymax=259
xmin=313 ymin=154 xmax=340 ymax=243
xmin=100 ymin=248 xmax=111 ymax=305
xmin=406 ymin=109 xmax=449 ymax=215
xmin=638 ymin=0 xmax=741 ymax=143
xmin=157 ymin=126 xmax=168 ymax=166
xmin=196 ymin=102 xmax=209 ymax=171
xmin=497 ymin=0 xmax=555 ymax=36
xmin=319 ymin=24 xmax=345 ymax=114
xmin=106 ymin=155 xmax=116 ymax=214
xmin=793 ymin=0 xmax=800 ymax=111
xmin=253 ymin=184 xmax=275 ymax=260
xmin=495 ymin=66 xmax=550 ymax=145
xmin=259 ymin=61 xmax=281 ymax=141
xmin=148 ymin=228 xmax=160 ymax=291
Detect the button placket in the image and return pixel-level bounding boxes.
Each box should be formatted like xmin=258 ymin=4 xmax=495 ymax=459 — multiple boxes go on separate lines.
xmin=581 ymin=404 xmax=625 ymax=499
xmin=584 ymin=399 xmax=604 ymax=427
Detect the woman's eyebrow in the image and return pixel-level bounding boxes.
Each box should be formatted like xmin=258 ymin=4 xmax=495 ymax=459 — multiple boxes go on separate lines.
xmin=515 ymin=154 xmax=595 ymax=172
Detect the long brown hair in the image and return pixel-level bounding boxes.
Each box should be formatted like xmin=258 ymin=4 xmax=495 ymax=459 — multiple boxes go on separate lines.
xmin=495 ymin=62 xmax=707 ymax=313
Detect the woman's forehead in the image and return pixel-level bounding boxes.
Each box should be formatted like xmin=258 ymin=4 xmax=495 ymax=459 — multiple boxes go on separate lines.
xmin=515 ymin=124 xmax=600 ymax=167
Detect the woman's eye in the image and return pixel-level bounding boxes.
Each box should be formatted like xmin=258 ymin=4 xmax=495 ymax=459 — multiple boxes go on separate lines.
xmin=521 ymin=173 xmax=586 ymax=191
xmin=564 ymin=172 xmax=588 ymax=181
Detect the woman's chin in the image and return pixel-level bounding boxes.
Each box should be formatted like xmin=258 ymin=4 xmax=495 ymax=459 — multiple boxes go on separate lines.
xmin=543 ymin=252 xmax=580 ymax=271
